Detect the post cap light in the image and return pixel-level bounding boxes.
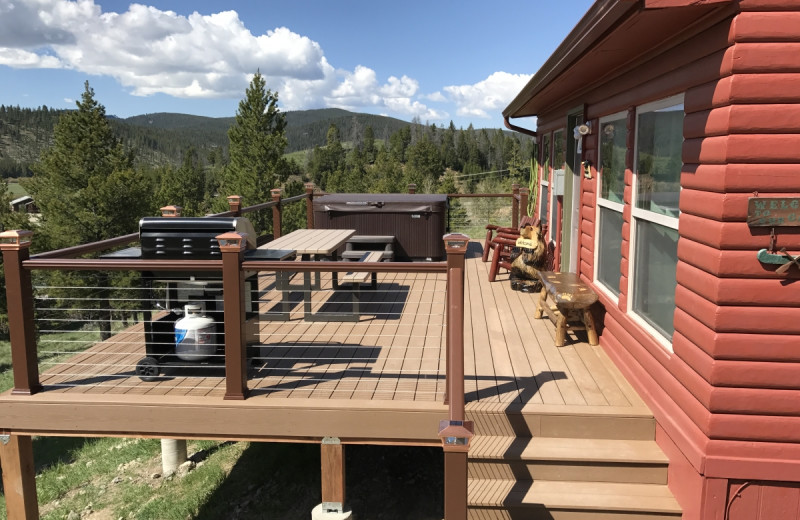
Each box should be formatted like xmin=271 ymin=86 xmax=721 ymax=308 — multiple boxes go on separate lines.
xmin=160 ymin=205 xmax=182 ymax=217
xmin=438 ymin=420 xmax=474 ymax=452
xmin=443 ymin=233 xmax=469 ymax=253
xmin=0 ymin=230 xmax=33 ymax=250
xmin=216 ymin=231 xmax=247 ymax=252
xmin=271 ymin=188 xmax=282 ymax=198
xmin=226 ymin=195 xmax=242 ymax=204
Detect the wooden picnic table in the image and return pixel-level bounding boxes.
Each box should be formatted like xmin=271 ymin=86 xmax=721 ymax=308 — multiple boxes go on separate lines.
xmin=261 ymin=229 xmax=356 ymax=257
xmin=260 ymin=229 xmax=356 ymax=321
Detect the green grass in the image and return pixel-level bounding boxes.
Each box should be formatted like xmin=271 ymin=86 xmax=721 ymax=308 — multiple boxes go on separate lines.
xmin=5 ymin=179 xmax=28 ymax=198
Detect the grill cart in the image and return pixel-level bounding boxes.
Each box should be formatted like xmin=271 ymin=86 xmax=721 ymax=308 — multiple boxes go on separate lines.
xmin=104 ymin=217 xmax=293 ymax=381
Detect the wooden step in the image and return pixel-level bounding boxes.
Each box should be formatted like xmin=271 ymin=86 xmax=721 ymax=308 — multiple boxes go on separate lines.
xmin=467 ymin=405 xmax=656 ymax=440
xmin=469 ymin=436 xmax=668 ymax=484
xmin=468 ymin=479 xmax=682 ymax=520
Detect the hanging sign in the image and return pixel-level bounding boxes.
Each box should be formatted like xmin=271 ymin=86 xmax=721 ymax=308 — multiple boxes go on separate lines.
xmin=747 ymin=197 xmax=800 ymax=227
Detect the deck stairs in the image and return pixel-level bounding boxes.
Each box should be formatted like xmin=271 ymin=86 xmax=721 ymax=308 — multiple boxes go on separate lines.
xmin=466 ymin=405 xmax=682 ymax=519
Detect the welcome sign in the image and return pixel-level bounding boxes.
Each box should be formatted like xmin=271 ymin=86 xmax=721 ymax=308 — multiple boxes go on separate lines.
xmin=747 ymin=197 xmax=800 ymax=227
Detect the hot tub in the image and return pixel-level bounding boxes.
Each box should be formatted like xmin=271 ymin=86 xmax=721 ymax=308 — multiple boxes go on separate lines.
xmin=313 ymin=194 xmax=448 ymax=261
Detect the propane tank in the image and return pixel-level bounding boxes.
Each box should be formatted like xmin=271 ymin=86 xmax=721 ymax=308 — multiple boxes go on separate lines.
xmin=174 ymin=304 xmax=216 ymax=361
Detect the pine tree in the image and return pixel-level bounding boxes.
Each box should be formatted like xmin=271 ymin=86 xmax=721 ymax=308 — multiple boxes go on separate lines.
xmin=28 ymin=81 xmax=153 ymax=250
xmin=157 ymin=146 xmax=207 ymax=216
xmin=26 ymin=81 xmax=155 ymax=339
xmin=219 ymin=71 xmax=287 ymax=231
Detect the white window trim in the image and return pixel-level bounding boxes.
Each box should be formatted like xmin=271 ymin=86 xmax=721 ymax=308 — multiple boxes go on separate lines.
xmin=540 ymin=178 xmax=550 ymax=241
xmin=593 ymin=111 xmax=628 ymax=302
xmin=626 ymin=93 xmax=684 ymax=351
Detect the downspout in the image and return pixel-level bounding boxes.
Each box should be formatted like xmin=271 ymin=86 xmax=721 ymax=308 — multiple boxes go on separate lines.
xmin=504 ymin=115 xmax=537 ymax=142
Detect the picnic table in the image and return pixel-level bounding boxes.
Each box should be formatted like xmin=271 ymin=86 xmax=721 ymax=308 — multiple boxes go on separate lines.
xmin=260 ymin=229 xmax=356 ymax=321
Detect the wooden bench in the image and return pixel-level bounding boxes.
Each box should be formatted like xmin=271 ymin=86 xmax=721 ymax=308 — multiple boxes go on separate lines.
xmin=534 ymin=271 xmax=599 ymax=347
xmin=342 ymin=235 xmax=395 ymax=261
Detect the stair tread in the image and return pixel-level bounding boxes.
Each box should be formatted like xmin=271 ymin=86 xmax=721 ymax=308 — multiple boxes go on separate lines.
xmin=468 ymin=479 xmax=681 ymax=513
xmin=470 ymin=436 xmax=668 ymax=464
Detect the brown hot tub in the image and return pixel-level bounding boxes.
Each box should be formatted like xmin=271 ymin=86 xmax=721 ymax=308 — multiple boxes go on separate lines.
xmin=313 ymin=193 xmax=448 ymax=261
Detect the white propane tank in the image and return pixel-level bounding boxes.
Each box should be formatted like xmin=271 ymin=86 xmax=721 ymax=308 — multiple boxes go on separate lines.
xmin=174 ymin=304 xmax=216 ymax=361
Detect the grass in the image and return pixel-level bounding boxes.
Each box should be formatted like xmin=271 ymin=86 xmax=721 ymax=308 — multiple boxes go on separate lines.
xmin=5 ymin=179 xmax=28 ymax=198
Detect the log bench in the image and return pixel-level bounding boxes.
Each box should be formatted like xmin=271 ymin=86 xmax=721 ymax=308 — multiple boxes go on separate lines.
xmin=534 ymin=271 xmax=599 ymax=347
xmin=342 ymin=235 xmax=395 ymax=261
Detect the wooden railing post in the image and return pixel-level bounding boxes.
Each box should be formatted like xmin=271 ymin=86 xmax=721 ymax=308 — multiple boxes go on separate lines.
xmin=216 ymin=232 xmax=248 ymax=400
xmin=271 ymin=188 xmax=282 ymax=239
xmin=0 ymin=434 xmax=40 ymax=519
xmin=0 ymin=230 xmax=41 ymax=396
xmin=439 ymin=233 xmax=472 ymax=520
xmin=511 ymin=183 xmax=520 ymax=229
xmin=408 ymin=183 xmax=417 ymax=194
xmin=160 ymin=205 xmax=182 ymax=217
xmin=520 ymin=187 xmax=529 ymax=220
xmin=227 ymin=195 xmax=242 ymax=216
xmin=305 ymin=183 xmax=315 ymax=229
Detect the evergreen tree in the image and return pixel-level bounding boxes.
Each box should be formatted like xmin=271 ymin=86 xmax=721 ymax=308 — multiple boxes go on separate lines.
xmin=28 ymin=81 xmax=153 ymax=250
xmin=218 ymin=71 xmax=287 ymax=231
xmin=26 ymin=81 xmax=154 ymax=339
xmin=156 ymin=146 xmax=207 ymax=216
xmin=0 ymin=178 xmax=34 ymax=336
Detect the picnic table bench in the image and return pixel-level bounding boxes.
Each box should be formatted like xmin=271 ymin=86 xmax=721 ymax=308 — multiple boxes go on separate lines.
xmin=342 ymin=235 xmax=395 ymax=261
xmin=534 ymin=271 xmax=599 ymax=347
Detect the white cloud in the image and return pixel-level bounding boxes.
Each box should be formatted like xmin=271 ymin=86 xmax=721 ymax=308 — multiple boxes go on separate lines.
xmin=0 ymin=0 xmax=456 ymax=124
xmin=425 ymin=91 xmax=446 ymax=103
xmin=444 ymin=72 xmax=531 ymax=119
xmin=0 ymin=47 xmax=64 ymax=68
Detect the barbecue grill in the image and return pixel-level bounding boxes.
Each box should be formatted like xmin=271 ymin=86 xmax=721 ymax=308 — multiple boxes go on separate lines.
xmin=113 ymin=217 xmax=266 ymax=381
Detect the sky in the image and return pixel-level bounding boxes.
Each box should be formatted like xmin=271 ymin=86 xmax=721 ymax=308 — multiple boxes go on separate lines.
xmin=0 ymin=0 xmax=596 ymax=130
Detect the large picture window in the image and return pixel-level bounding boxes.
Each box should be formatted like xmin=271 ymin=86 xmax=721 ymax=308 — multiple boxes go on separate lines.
xmin=630 ymin=95 xmax=683 ymax=345
xmin=595 ymin=112 xmax=627 ymax=297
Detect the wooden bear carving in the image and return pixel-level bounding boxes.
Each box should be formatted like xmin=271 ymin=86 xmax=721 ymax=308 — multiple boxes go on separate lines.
xmin=509 ymin=221 xmax=547 ymax=292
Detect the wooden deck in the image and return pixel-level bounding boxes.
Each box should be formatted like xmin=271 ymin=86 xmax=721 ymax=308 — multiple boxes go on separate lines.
xmin=2 ymin=242 xmax=647 ymax=442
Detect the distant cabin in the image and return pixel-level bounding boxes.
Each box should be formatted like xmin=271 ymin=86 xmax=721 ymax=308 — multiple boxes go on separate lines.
xmin=10 ymin=195 xmax=39 ymax=214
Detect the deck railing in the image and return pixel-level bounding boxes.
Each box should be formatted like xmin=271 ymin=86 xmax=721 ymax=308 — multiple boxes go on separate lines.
xmin=0 ymin=186 xmax=527 ymax=520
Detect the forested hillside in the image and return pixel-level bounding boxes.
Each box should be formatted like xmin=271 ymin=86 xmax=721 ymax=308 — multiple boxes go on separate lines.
xmin=0 ymin=105 xmax=461 ymax=177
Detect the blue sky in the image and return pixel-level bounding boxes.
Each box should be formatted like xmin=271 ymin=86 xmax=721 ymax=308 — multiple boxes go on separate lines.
xmin=0 ymin=0 xmax=595 ymax=129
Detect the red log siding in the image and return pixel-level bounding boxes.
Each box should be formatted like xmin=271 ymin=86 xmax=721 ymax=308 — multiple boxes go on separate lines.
xmin=727 ymin=481 xmax=800 ymax=520
xmin=529 ymin=4 xmax=800 ymax=515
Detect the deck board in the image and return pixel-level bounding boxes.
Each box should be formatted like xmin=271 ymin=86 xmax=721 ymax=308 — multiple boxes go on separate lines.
xmin=26 ymin=241 xmax=646 ymax=419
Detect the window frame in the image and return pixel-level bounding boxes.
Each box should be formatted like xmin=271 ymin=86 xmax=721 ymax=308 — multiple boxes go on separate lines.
xmin=593 ymin=110 xmax=628 ymax=302
xmin=626 ymin=93 xmax=684 ymax=350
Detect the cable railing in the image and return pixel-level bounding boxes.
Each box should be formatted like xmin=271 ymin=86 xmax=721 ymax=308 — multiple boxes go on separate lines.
xmin=0 ymin=182 xmax=539 ymax=421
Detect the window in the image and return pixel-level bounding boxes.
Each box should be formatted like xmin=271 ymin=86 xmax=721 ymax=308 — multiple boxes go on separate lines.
xmin=539 ymin=133 xmax=551 ymax=239
xmin=595 ymin=112 xmax=627 ymax=297
xmin=629 ymin=95 xmax=683 ymax=345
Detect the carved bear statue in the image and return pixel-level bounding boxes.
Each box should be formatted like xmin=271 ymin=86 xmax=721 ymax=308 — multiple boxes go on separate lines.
xmin=509 ymin=221 xmax=547 ymax=292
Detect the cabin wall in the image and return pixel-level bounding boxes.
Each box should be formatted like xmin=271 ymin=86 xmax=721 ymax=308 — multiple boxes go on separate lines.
xmin=532 ymin=2 xmax=800 ymax=518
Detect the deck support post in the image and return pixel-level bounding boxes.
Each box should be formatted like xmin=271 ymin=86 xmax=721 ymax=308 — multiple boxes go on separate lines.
xmin=217 ymin=232 xmax=248 ymax=400
xmin=271 ymin=188 xmax=282 ymax=239
xmin=440 ymin=234 xmax=473 ymax=520
xmin=443 ymin=450 xmax=469 ymax=520
xmin=305 ymin=183 xmax=316 ymax=229
xmin=0 ymin=434 xmax=40 ymax=519
xmin=0 ymin=230 xmax=41 ymax=396
xmin=313 ymin=437 xmax=352 ymax=519
xmin=511 ymin=183 xmax=520 ymax=229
